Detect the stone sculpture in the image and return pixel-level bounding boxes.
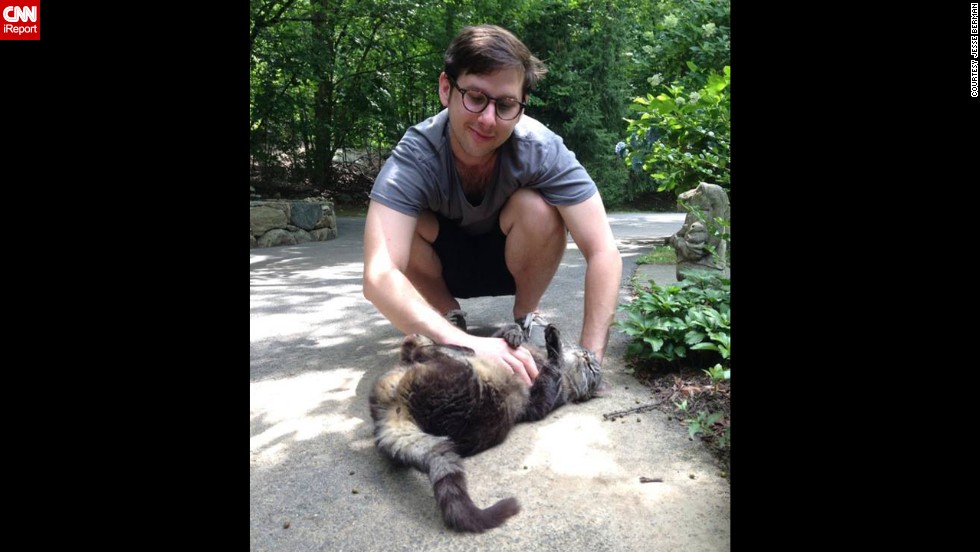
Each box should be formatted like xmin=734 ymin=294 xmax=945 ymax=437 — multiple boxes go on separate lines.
xmin=670 ymin=182 xmax=730 ymax=280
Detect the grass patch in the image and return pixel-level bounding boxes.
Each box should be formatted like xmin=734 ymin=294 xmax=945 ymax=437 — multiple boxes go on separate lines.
xmin=635 ymin=245 xmax=677 ymax=265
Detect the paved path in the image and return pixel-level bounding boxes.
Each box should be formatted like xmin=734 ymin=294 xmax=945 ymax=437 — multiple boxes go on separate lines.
xmin=250 ymin=212 xmax=730 ymax=551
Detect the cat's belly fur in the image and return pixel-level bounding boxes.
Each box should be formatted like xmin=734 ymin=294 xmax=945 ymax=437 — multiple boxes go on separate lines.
xmin=400 ymin=356 xmax=531 ymax=457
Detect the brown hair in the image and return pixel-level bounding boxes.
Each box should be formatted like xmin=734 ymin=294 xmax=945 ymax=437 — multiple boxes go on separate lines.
xmin=444 ymin=25 xmax=547 ymax=96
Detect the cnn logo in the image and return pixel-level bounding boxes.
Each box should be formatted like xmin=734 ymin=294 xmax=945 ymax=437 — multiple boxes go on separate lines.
xmin=3 ymin=5 xmax=34 ymax=22
xmin=0 ymin=0 xmax=39 ymax=40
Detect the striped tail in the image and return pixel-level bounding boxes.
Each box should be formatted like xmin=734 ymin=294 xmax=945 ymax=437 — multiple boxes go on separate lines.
xmin=372 ymin=407 xmax=520 ymax=532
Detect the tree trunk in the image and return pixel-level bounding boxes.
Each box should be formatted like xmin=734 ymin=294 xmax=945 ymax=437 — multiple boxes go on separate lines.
xmin=311 ymin=0 xmax=337 ymax=191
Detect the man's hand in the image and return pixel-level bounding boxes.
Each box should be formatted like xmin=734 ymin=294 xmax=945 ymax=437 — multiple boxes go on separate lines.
xmin=583 ymin=345 xmax=603 ymax=367
xmin=459 ymin=334 xmax=539 ymax=386
xmin=558 ymin=194 xmax=623 ymax=368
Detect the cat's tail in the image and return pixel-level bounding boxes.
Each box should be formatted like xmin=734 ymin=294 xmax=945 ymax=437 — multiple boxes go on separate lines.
xmin=429 ymin=442 xmax=520 ymax=532
xmin=372 ymin=407 xmax=520 ymax=532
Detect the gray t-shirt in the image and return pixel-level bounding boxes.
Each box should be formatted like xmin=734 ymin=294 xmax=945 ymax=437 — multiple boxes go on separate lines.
xmin=370 ymin=109 xmax=597 ymax=235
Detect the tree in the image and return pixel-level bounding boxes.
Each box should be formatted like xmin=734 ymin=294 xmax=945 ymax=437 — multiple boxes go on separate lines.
xmin=250 ymin=0 xmax=722 ymax=208
xmin=250 ymin=0 xmax=446 ymax=194
xmin=520 ymin=0 xmax=632 ymax=207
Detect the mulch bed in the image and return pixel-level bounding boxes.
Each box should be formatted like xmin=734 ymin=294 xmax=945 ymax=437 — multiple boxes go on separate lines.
xmin=628 ymin=359 xmax=731 ymax=476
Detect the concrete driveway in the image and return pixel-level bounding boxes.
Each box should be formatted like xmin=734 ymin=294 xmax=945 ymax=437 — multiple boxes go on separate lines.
xmin=250 ymin=212 xmax=730 ymax=551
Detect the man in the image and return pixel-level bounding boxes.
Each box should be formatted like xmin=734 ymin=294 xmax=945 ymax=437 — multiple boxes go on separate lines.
xmin=363 ymin=24 xmax=622 ymax=385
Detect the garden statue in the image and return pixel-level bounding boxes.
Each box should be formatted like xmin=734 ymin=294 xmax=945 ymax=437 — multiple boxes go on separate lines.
xmin=670 ymin=182 xmax=730 ymax=280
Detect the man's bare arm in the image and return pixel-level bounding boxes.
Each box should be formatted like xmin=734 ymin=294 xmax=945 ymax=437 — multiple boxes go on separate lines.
xmin=362 ymin=200 xmax=539 ymax=384
xmin=363 ymin=201 xmax=463 ymax=343
xmin=558 ymin=193 xmax=623 ymax=363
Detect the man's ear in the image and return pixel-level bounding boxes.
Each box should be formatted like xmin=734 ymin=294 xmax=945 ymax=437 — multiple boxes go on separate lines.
xmin=439 ymin=72 xmax=451 ymax=108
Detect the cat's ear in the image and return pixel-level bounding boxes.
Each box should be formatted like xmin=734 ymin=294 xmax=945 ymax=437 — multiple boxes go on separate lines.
xmin=440 ymin=344 xmax=476 ymax=356
xmin=545 ymin=325 xmax=562 ymax=360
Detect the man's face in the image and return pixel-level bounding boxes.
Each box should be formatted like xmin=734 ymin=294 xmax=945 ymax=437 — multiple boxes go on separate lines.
xmin=439 ymin=68 xmax=525 ymax=167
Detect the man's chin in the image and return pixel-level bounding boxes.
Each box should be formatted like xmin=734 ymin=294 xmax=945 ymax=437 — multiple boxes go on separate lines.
xmin=461 ymin=142 xmax=499 ymax=161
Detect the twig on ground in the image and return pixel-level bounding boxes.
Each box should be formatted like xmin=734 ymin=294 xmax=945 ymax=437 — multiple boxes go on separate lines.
xmin=602 ymin=402 xmax=659 ymax=420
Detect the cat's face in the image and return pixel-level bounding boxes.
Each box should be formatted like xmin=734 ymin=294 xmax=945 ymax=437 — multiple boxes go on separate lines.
xmin=541 ymin=324 xmax=606 ymax=403
xmin=557 ymin=345 xmax=605 ymax=402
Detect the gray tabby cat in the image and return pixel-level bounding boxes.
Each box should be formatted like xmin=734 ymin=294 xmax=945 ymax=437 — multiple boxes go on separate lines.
xmin=368 ymin=322 xmax=605 ymax=533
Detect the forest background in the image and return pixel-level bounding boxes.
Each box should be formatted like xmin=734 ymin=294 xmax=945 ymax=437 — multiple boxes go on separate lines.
xmin=249 ymin=0 xmax=730 ymax=211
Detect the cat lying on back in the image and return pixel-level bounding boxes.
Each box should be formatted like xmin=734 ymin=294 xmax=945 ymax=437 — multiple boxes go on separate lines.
xmin=368 ymin=322 xmax=606 ymax=533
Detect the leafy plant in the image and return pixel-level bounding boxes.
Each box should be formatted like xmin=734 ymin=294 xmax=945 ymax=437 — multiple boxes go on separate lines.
xmin=624 ymin=0 xmax=730 ymax=96
xmin=521 ymin=0 xmax=632 ymax=210
xmin=617 ymin=64 xmax=730 ymax=196
xmin=616 ymin=270 xmax=730 ymax=368
xmin=703 ymin=363 xmax=729 ymax=383
xmin=686 ymin=410 xmax=723 ymax=440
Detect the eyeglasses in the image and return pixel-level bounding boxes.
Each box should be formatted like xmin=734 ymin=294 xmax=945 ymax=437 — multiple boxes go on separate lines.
xmin=448 ymin=77 xmax=527 ymax=121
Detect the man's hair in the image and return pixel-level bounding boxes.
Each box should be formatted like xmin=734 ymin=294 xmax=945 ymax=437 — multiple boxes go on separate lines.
xmin=444 ymin=25 xmax=547 ymax=96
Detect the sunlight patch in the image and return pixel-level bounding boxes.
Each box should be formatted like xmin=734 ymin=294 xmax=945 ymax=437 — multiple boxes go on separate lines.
xmin=250 ymin=369 xmax=366 ymax=465
xmin=523 ymin=413 xmax=623 ymax=477
xmin=251 ymin=441 xmax=287 ymax=467
xmin=250 ymin=254 xmax=272 ymax=265
xmin=250 ymin=314 xmax=315 ymax=341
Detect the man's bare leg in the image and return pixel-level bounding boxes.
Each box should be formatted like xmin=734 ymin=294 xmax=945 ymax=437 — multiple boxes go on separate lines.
xmin=499 ymin=188 xmax=567 ymax=320
xmin=404 ymin=210 xmax=460 ymax=315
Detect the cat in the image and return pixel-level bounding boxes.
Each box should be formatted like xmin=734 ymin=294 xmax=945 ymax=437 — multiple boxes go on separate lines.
xmin=368 ymin=322 xmax=605 ymax=533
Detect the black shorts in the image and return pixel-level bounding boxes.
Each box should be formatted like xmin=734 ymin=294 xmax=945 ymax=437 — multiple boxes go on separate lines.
xmin=431 ymin=213 xmax=516 ymax=299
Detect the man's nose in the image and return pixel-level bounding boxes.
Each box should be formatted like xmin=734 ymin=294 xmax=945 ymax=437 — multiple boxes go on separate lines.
xmin=478 ymin=101 xmax=497 ymax=125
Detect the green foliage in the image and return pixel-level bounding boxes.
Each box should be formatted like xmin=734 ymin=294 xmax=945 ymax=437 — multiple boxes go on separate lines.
xmin=520 ymin=0 xmax=632 ymax=209
xmin=607 ymin=0 xmax=729 ymax=207
xmin=623 ymin=0 xmax=730 ymax=94
xmin=251 ymin=0 xmax=447 ymax=191
xmin=703 ymin=363 xmax=729 ymax=383
xmin=616 ymin=270 xmax=730 ymax=367
xmin=618 ymin=65 xmax=730 ymax=196
xmin=672 ymin=376 xmax=730 ymax=454
xmin=248 ymin=0 xmax=729 ymax=207
xmin=685 ymin=410 xmax=723 ymax=440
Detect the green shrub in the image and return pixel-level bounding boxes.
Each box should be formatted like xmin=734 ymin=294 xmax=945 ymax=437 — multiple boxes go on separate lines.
xmin=617 ymin=64 xmax=730 ymax=196
xmin=617 ymin=270 xmax=730 ymax=367
xmin=624 ymin=0 xmax=731 ymax=95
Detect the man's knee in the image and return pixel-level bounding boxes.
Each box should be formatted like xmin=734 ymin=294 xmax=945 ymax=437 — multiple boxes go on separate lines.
xmin=501 ymin=189 xmax=564 ymax=236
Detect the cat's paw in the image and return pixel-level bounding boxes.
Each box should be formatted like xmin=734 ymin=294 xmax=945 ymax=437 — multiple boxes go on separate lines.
xmin=544 ymin=324 xmax=563 ymax=359
xmin=496 ymin=323 xmax=525 ymax=349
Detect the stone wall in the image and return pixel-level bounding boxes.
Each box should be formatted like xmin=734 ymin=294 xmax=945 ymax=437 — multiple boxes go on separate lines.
xmin=250 ymin=198 xmax=338 ymax=249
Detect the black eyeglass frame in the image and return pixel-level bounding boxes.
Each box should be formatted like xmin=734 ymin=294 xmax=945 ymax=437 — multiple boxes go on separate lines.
xmin=447 ymin=76 xmax=528 ymax=121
